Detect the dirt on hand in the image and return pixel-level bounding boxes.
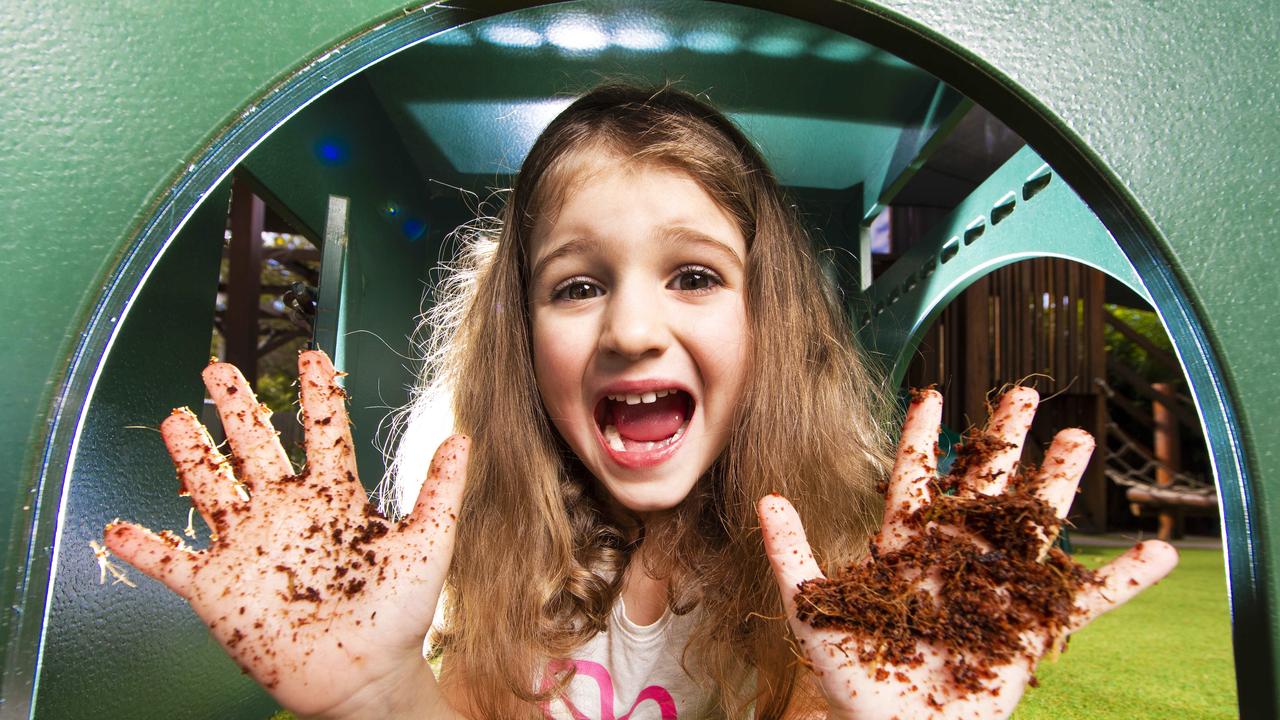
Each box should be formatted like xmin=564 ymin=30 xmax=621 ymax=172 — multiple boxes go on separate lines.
xmin=793 ymin=406 xmax=1098 ymax=695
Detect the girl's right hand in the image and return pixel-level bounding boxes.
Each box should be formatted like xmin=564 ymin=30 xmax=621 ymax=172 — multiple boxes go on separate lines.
xmin=759 ymin=388 xmax=1178 ymax=720
xmin=104 ymin=351 xmax=467 ymax=720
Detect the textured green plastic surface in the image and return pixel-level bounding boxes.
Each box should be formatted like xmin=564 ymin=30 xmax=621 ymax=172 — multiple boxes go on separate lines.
xmin=362 ymin=1 xmax=951 ymax=193
xmin=860 ymin=146 xmax=1153 ymax=379
xmin=1 ymin=0 xmax=1275 ymax=717
xmin=28 ymin=182 xmax=279 ymax=718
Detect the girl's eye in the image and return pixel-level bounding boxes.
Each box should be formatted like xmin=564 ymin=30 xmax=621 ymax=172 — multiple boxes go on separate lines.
xmin=553 ymin=279 xmax=602 ymax=302
xmin=670 ymin=266 xmax=723 ymax=293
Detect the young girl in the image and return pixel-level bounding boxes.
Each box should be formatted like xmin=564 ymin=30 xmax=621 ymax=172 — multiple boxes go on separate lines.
xmin=104 ymin=84 xmax=1177 ymax=720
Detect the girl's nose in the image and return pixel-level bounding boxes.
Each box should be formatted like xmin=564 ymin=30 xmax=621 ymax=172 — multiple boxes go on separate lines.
xmin=598 ymin=285 xmax=671 ymax=361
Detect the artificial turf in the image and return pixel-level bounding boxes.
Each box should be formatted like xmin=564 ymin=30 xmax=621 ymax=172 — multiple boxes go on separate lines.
xmin=1014 ymin=546 xmax=1237 ymax=719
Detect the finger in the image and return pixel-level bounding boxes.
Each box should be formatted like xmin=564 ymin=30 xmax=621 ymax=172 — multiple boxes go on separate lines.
xmin=375 ymin=436 xmax=471 ymax=641
xmin=877 ymin=388 xmax=942 ymax=553
xmin=1035 ymin=428 xmax=1095 ymax=517
xmin=161 ymin=407 xmax=247 ymax=535
xmin=204 ymin=362 xmax=293 ymax=486
xmin=758 ymin=494 xmax=824 ymax=617
xmin=1033 ymin=428 xmax=1094 ymax=553
xmin=963 ymin=386 xmax=1038 ymax=495
xmin=298 ymin=350 xmax=362 ymax=505
xmin=1070 ymin=540 xmax=1178 ymax=631
xmin=407 ymin=435 xmax=471 ymax=573
xmin=103 ymin=521 xmax=198 ymax=597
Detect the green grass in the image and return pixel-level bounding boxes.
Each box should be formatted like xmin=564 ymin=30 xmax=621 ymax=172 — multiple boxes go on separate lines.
xmin=1014 ymin=546 xmax=1237 ymax=719
xmin=271 ymin=547 xmax=1237 ymax=719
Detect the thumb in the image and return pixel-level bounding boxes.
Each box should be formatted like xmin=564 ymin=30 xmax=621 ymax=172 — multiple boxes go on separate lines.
xmin=758 ymin=494 xmax=825 ymax=617
xmin=406 ymin=435 xmax=470 ymax=578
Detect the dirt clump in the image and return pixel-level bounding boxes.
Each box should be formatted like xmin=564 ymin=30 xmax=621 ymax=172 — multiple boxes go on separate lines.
xmin=794 ymin=399 xmax=1098 ymax=695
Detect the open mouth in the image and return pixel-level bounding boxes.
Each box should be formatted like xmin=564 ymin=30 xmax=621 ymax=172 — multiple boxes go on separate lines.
xmin=593 ymin=389 xmax=694 ymax=456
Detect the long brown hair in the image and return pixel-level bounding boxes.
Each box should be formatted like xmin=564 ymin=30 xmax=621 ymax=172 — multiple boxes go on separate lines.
xmin=389 ymin=84 xmax=893 ymax=718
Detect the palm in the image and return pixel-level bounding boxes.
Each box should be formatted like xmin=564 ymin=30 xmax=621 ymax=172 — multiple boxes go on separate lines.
xmin=105 ymin=352 xmax=468 ymax=718
xmin=759 ymin=388 xmax=1177 ymax=720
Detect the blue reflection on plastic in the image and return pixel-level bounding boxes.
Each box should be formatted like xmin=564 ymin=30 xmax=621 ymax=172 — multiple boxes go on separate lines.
xmin=481 ymin=23 xmax=544 ymax=48
xmin=402 ymin=217 xmax=427 ymax=241
xmin=813 ymin=38 xmax=873 ymax=63
xmin=407 ymin=99 xmax=573 ymax=176
xmin=430 ymin=28 xmax=474 ymax=46
xmin=681 ymin=30 xmax=739 ymax=54
xmin=315 ymin=137 xmax=349 ymax=165
xmin=547 ymin=17 xmax=608 ymax=53
xmin=749 ymin=34 xmax=805 ymax=58
xmin=612 ymin=23 xmax=674 ymax=52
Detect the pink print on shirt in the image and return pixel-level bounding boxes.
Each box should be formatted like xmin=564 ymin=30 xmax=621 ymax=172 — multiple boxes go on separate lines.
xmin=543 ymin=659 xmax=678 ymax=720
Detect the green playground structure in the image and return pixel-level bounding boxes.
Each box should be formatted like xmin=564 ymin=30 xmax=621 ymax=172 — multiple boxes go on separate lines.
xmin=1 ymin=1 xmax=1274 ymax=717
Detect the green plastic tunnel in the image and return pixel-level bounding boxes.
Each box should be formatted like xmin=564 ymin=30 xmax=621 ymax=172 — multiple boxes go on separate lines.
xmin=1 ymin=1 xmax=1274 ymax=717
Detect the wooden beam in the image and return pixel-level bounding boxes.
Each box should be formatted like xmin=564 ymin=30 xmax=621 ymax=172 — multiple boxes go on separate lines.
xmin=1125 ymin=485 xmax=1216 ymax=510
xmin=263 ymin=247 xmax=322 ymax=263
xmin=1106 ymin=358 xmax=1199 ymax=429
xmin=1083 ymin=270 xmax=1108 ymax=530
xmin=1099 ymin=383 xmax=1157 ymax=430
xmin=1152 ymin=382 xmax=1182 ymax=540
xmin=219 ymin=283 xmax=295 ymax=294
xmin=258 ymin=330 xmax=307 ymax=357
xmin=225 ymin=177 xmax=265 ymax=386
xmin=1103 ymin=311 xmax=1181 ymax=376
xmin=963 ymin=275 xmax=991 ymax=427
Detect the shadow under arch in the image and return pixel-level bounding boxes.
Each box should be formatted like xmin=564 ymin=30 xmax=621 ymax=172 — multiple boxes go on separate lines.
xmin=14 ymin=0 xmax=1266 ymax=716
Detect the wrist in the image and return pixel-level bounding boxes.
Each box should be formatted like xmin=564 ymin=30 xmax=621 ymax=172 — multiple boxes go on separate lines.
xmin=305 ymin=657 xmax=454 ymax=720
xmin=820 ymin=701 xmax=857 ymax=720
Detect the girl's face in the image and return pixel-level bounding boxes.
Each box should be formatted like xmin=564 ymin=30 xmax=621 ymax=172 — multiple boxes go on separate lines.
xmin=528 ymin=154 xmax=750 ymax=516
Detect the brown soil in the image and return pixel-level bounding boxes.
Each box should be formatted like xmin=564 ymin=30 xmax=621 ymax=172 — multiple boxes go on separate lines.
xmin=793 ymin=393 xmax=1098 ymax=695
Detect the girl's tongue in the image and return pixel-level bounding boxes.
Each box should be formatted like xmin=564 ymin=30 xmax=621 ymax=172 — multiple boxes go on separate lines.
xmin=607 ymin=393 xmax=689 ymax=442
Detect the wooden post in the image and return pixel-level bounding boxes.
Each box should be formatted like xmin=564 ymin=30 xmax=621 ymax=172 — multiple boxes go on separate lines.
xmin=1083 ymin=270 xmax=1108 ymax=531
xmin=963 ymin=276 xmax=991 ymax=429
xmin=1152 ymin=381 xmax=1182 ymax=541
xmin=225 ymin=177 xmax=265 ymax=387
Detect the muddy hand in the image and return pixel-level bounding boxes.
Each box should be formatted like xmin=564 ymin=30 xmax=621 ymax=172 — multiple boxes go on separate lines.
xmin=759 ymin=388 xmax=1177 ymax=720
xmin=105 ymin=351 xmax=469 ymax=719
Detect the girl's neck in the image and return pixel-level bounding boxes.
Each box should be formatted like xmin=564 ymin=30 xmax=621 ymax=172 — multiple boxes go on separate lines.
xmin=601 ymin=496 xmax=674 ymax=545
xmin=620 ymin=555 xmax=670 ymax=626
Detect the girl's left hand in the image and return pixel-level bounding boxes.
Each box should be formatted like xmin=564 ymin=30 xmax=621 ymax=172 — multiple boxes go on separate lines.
xmin=757 ymin=387 xmax=1178 ymax=720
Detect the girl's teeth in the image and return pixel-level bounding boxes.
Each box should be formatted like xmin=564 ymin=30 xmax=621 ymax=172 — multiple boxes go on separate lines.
xmin=604 ymin=424 xmax=626 ymax=451
xmin=607 ymin=390 xmax=676 ymax=404
xmin=602 ymin=418 xmax=689 ymax=454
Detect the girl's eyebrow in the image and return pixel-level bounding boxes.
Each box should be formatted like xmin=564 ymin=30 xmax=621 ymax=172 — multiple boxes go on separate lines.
xmin=531 ymin=236 xmax=602 ymax=281
xmin=530 ymin=226 xmax=743 ymax=281
xmin=660 ymin=226 xmax=744 ymax=270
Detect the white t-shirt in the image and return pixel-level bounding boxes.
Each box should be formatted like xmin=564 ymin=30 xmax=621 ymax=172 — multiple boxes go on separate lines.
xmin=541 ymin=598 xmax=720 ymax=719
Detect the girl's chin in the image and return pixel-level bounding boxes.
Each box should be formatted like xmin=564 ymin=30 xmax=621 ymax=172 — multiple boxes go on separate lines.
xmin=595 ymin=472 xmax=701 ymax=516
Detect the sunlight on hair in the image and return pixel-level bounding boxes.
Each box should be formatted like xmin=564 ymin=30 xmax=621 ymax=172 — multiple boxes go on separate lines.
xmin=383 ymin=386 xmax=456 ymax=517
